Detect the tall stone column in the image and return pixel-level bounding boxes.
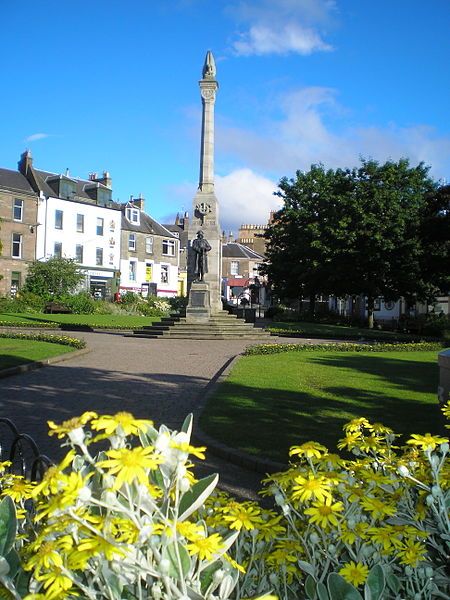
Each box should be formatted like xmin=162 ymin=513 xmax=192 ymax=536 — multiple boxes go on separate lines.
xmin=187 ymin=51 xmax=222 ymax=315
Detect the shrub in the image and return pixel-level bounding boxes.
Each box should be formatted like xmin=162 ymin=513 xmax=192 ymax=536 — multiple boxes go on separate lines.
xmin=168 ymin=295 xmax=188 ymax=313
xmin=2 ymin=407 xmax=449 ymax=599
xmin=0 ymin=292 xmax=46 ymax=313
xmin=244 ymin=341 xmax=445 ymax=355
xmin=59 ymin=291 xmax=96 ymax=314
xmin=118 ymin=292 xmax=171 ymax=317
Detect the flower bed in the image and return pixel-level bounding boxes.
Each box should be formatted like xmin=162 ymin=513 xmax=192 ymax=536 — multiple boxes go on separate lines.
xmin=0 ymin=405 xmax=448 ymax=599
xmin=245 ymin=341 xmax=445 ymax=355
xmin=0 ymin=331 xmax=86 ymax=349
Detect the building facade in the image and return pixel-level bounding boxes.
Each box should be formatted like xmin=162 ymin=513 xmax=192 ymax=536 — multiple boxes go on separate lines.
xmin=120 ymin=199 xmax=179 ymax=297
xmin=0 ymin=165 xmax=39 ymax=296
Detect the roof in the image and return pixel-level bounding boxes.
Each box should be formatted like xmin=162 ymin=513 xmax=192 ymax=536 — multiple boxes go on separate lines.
xmin=226 ymin=277 xmax=250 ymax=287
xmin=121 ymin=209 xmax=177 ymax=238
xmin=0 ymin=168 xmax=36 ymax=194
xmin=35 ymin=169 xmax=117 ymax=207
xmin=222 ymin=242 xmax=264 ymax=260
xmin=162 ymin=223 xmax=189 ymax=248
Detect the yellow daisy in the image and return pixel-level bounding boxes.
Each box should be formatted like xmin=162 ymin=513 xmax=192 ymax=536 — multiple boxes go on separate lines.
xmin=97 ymin=446 xmax=163 ymax=489
xmin=289 ymin=441 xmax=328 ymax=460
xmin=291 ymin=473 xmax=333 ymax=503
xmin=91 ymin=412 xmax=153 ymax=436
xmin=339 ymin=561 xmax=369 ymax=587
xmin=406 ymin=433 xmax=448 ymax=452
xmin=47 ymin=411 xmax=97 ymax=439
xmin=186 ymin=533 xmax=223 ymax=561
xmin=304 ymin=497 xmax=344 ymax=529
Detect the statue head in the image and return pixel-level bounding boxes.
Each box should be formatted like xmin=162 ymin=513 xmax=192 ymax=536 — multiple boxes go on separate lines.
xmin=197 ymin=230 xmax=204 ymax=238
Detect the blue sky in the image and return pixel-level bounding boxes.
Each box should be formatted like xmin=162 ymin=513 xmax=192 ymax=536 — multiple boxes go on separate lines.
xmin=1 ymin=0 xmax=449 ymax=232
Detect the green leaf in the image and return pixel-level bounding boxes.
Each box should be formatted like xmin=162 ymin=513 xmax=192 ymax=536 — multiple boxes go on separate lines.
xmin=305 ymin=574 xmax=317 ymax=599
xmin=181 ymin=414 xmax=193 ymax=438
xmin=327 ymin=573 xmax=363 ymax=600
xmin=178 ymin=473 xmax=218 ymax=521
xmin=162 ymin=541 xmax=191 ymax=581
xmin=0 ymin=579 xmax=19 ymax=600
xmin=298 ymin=560 xmax=316 ymax=578
xmin=0 ymin=498 xmax=16 ymax=558
xmin=317 ymin=581 xmax=330 ymax=600
xmin=364 ymin=565 xmax=385 ymax=600
xmin=200 ymin=562 xmax=221 ymax=594
xmin=385 ymin=572 xmax=401 ymax=595
xmin=4 ymin=550 xmax=20 ymax=580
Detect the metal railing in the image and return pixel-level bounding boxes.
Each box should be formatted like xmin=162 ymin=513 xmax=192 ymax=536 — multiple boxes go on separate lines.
xmin=0 ymin=418 xmax=52 ymax=481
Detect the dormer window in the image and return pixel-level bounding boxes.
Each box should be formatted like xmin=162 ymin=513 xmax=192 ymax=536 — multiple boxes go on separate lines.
xmin=126 ymin=207 xmax=140 ymax=225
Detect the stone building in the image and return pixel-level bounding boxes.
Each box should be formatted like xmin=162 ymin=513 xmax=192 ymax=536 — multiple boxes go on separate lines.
xmin=120 ymin=198 xmax=179 ymax=297
xmin=0 ymin=160 xmax=39 ymax=296
xmin=237 ymin=211 xmax=276 ymax=256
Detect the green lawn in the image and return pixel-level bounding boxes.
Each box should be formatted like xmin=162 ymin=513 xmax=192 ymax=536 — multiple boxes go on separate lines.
xmin=0 ymin=313 xmax=160 ymax=329
xmin=0 ymin=338 xmax=76 ymax=370
xmin=200 ymin=349 xmax=444 ymax=463
xmin=268 ymin=321 xmax=422 ymax=341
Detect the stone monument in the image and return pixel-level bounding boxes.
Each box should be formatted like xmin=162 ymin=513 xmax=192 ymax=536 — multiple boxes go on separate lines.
xmin=187 ymin=51 xmax=222 ymax=321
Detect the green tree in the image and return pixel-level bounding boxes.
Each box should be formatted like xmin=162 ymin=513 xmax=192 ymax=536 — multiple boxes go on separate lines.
xmin=265 ymin=159 xmax=442 ymax=327
xmin=23 ymin=257 xmax=84 ymax=300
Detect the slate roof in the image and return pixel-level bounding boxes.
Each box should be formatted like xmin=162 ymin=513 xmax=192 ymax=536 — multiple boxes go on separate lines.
xmin=162 ymin=223 xmax=189 ymax=248
xmin=35 ymin=169 xmax=116 ymax=207
xmin=121 ymin=209 xmax=177 ymax=238
xmin=222 ymin=242 xmax=264 ymax=260
xmin=0 ymin=168 xmax=36 ymax=194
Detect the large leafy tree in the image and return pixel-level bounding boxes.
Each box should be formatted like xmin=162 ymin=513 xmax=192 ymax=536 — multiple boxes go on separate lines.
xmin=23 ymin=257 xmax=84 ymax=300
xmin=265 ymin=159 xmax=443 ymax=327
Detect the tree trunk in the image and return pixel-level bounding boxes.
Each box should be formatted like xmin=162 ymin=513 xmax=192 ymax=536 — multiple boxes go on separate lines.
xmin=309 ymin=293 xmax=316 ymax=317
xmin=367 ymin=296 xmax=375 ymax=329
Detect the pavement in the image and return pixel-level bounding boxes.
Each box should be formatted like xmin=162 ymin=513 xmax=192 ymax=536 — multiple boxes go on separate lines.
xmin=0 ymin=328 xmax=335 ymax=500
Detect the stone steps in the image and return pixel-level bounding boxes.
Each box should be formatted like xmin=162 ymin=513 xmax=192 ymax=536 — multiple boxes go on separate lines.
xmin=131 ymin=311 xmax=272 ymax=340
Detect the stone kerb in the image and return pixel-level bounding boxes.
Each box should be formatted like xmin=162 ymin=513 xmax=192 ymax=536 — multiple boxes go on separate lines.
xmin=438 ymin=348 xmax=450 ymax=406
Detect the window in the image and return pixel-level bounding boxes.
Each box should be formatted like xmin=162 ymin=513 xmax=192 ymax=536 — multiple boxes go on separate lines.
xmin=10 ymin=271 xmax=21 ymax=296
xmin=145 ymin=262 xmax=153 ymax=282
xmin=55 ymin=210 xmax=63 ymax=230
xmin=76 ymin=214 xmax=84 ymax=233
xmin=126 ymin=207 xmax=140 ymax=224
xmin=160 ymin=264 xmax=169 ymax=283
xmin=13 ymin=199 xmax=23 ymax=221
xmin=145 ymin=236 xmax=153 ymax=254
xmin=96 ymin=247 xmax=103 ymax=266
xmin=60 ymin=180 xmax=76 ymax=199
xmin=75 ymin=244 xmax=83 ymax=263
xmin=54 ymin=242 xmax=62 ymax=259
xmin=129 ymin=260 xmax=137 ymax=281
xmin=12 ymin=233 xmax=22 ymax=258
xmin=230 ymin=261 xmax=239 ymax=275
xmin=162 ymin=239 xmax=176 ymax=256
xmin=96 ymin=217 xmax=104 ymax=236
xmin=128 ymin=233 xmax=136 ymax=251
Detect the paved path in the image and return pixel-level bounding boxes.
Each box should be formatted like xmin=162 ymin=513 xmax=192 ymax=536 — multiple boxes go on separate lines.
xmin=0 ymin=331 xmax=282 ymax=500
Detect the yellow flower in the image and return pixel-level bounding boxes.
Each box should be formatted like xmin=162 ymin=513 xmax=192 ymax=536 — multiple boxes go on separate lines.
xmin=339 ymin=561 xmax=369 ymax=587
xmin=360 ymin=496 xmax=396 ymax=520
xmin=75 ymin=534 xmax=126 ymax=561
xmin=169 ymin=441 xmax=207 ymax=460
xmin=47 ymin=411 xmax=97 ymax=438
xmin=221 ymin=502 xmax=263 ymax=530
xmin=35 ymin=568 xmax=73 ymax=599
xmin=109 ymin=517 xmax=139 ymax=543
xmin=339 ymin=522 xmax=368 ymax=545
xmin=344 ymin=417 xmax=371 ymax=433
xmin=441 ymin=401 xmax=450 ymax=419
xmin=337 ymin=432 xmax=363 ymax=451
xmin=97 ymin=446 xmax=163 ymax=489
xmin=304 ymin=497 xmax=344 ymax=529
xmin=32 ymin=451 xmax=75 ymax=497
xmin=368 ymin=526 xmax=403 ymax=553
xmin=176 ymin=520 xmax=205 ymax=541
xmin=291 ymin=473 xmax=333 ymax=503
xmin=397 ymin=539 xmax=427 ymax=567
xmin=186 ymin=533 xmax=223 ymax=561
xmin=1 ymin=476 xmax=35 ymax=502
xmin=91 ymin=411 xmax=153 ymax=436
xmin=289 ymin=441 xmax=328 ymax=460
xmin=256 ymin=514 xmax=286 ymax=542
xmin=26 ymin=537 xmax=73 ymax=573
xmin=406 ymin=433 xmax=448 ymax=452
xmin=223 ymin=553 xmax=246 ymax=573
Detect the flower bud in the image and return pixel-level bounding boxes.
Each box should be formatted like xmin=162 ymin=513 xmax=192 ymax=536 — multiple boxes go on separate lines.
xmin=405 ymin=566 xmax=414 ymax=576
xmin=78 ymin=486 xmax=92 ymax=502
xmin=426 ymin=494 xmax=435 ymax=506
xmin=398 ymin=465 xmax=410 ymax=477
xmin=431 ymin=485 xmax=442 ymax=497
xmin=440 ymin=442 xmax=449 ymax=454
xmin=159 ymin=558 xmax=170 ymax=574
xmin=269 ymin=573 xmax=279 ymax=585
xmin=68 ymin=427 xmax=85 ymax=446
xmin=425 ymin=567 xmax=434 ymax=578
xmin=418 ymin=568 xmax=425 ymax=579
xmin=328 ymin=544 xmax=336 ymax=554
xmin=274 ymin=493 xmax=284 ymax=505
xmin=282 ymin=504 xmax=290 ymax=516
xmin=219 ymin=574 xmax=236 ymax=598
xmin=213 ymin=569 xmax=225 ymax=584
xmin=309 ymin=532 xmax=319 ymax=544
xmin=178 ymin=477 xmax=190 ymax=493
xmin=430 ymin=455 xmax=440 ymax=469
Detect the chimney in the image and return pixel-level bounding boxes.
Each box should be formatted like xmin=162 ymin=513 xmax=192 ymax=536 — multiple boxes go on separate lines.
xmin=89 ymin=172 xmax=98 ymax=181
xmin=18 ymin=149 xmax=33 ymax=176
xmin=228 ymin=231 xmax=234 ymax=243
xmin=88 ymin=171 xmax=112 ymax=188
xmin=133 ymin=193 xmax=145 ymax=212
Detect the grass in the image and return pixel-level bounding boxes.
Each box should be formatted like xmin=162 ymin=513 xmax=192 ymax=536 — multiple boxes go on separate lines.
xmin=0 ymin=338 xmax=76 ymax=370
xmin=0 ymin=313 xmax=161 ymax=329
xmin=200 ymin=348 xmax=444 ymax=463
xmin=268 ymin=320 xmax=423 ymax=341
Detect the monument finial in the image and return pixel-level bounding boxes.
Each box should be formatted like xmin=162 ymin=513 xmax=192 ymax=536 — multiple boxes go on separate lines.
xmin=202 ymin=51 xmax=216 ymax=79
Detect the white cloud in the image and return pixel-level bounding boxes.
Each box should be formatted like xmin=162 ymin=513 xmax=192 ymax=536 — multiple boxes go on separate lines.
xmin=228 ymin=0 xmax=335 ymax=56
xmin=217 ymin=86 xmax=450 ymax=181
xmin=216 ymin=168 xmax=280 ymax=232
xmin=25 ymin=133 xmax=50 ymax=142
xmin=233 ymin=22 xmax=332 ymax=56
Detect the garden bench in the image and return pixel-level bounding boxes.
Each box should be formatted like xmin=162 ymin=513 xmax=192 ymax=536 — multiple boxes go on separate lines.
xmin=0 ymin=418 xmax=52 ymax=481
xmin=44 ymin=302 xmax=71 ymax=314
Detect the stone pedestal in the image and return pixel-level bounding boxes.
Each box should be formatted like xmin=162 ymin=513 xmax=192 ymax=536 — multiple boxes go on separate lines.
xmin=186 ymin=281 xmax=210 ymax=322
